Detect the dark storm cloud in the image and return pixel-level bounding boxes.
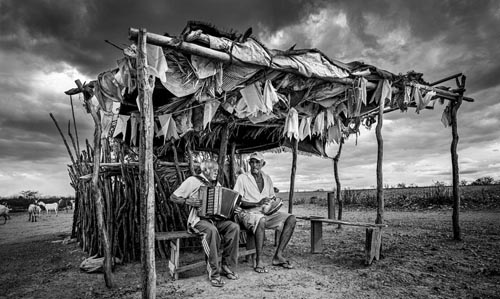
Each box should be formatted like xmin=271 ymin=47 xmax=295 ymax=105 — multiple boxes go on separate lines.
xmin=0 ymin=0 xmax=324 ymax=76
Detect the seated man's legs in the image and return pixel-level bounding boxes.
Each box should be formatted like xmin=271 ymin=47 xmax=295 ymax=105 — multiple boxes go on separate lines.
xmin=215 ymin=220 xmax=240 ymax=278
xmin=237 ymin=211 xmax=268 ymax=272
xmin=194 ymin=219 xmax=222 ymax=282
xmin=264 ymin=211 xmax=296 ymax=267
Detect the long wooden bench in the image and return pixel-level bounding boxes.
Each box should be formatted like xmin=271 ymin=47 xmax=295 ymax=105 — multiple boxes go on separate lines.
xmin=155 ymin=230 xmax=256 ymax=280
xmin=297 ymin=216 xmax=388 ymax=265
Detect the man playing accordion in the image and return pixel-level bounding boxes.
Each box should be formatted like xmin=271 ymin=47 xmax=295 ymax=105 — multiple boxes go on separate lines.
xmin=170 ymin=160 xmax=240 ymax=287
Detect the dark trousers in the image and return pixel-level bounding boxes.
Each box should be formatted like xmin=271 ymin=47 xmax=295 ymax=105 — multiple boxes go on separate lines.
xmin=194 ymin=219 xmax=240 ymax=278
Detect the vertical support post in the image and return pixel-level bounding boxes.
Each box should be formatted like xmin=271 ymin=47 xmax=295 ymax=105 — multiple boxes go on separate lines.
xmin=217 ymin=125 xmax=230 ymax=186
xmin=75 ymin=79 xmax=113 ymax=288
xmin=310 ymin=219 xmax=323 ymax=253
xmin=451 ymin=76 xmax=465 ymax=241
xmin=288 ymin=137 xmax=298 ymax=214
xmin=375 ymin=91 xmax=384 ymax=224
xmin=333 ymin=138 xmax=343 ymax=225
xmin=229 ymin=142 xmax=237 ymax=188
xmin=137 ymin=28 xmax=156 ymax=299
xmin=327 ymin=192 xmax=336 ymax=219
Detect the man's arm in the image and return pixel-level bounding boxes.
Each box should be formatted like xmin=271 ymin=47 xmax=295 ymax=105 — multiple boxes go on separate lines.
xmin=169 ymin=177 xmax=202 ymax=207
xmin=169 ymin=193 xmax=202 ymax=207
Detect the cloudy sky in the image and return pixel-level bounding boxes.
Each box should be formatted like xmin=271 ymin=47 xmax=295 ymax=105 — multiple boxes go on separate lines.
xmin=1 ymin=0 xmax=499 ymax=196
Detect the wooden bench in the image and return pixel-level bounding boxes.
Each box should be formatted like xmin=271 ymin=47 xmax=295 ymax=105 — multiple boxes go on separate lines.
xmin=297 ymin=216 xmax=388 ymax=265
xmin=155 ymin=230 xmax=256 ymax=280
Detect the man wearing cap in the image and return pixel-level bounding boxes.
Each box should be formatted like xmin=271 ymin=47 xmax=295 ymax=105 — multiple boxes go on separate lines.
xmin=234 ymin=152 xmax=296 ymax=273
xmin=170 ymin=159 xmax=240 ymax=287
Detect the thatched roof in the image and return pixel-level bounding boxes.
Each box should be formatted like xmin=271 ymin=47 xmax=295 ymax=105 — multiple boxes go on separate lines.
xmin=65 ymin=21 xmax=472 ymax=157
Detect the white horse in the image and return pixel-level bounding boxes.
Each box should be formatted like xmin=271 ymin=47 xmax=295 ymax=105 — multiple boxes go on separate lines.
xmin=38 ymin=201 xmax=59 ymax=216
xmin=28 ymin=204 xmax=41 ymax=222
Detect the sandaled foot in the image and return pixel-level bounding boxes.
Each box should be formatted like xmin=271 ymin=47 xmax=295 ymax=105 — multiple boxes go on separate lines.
xmin=272 ymin=260 xmax=294 ymax=269
xmin=254 ymin=266 xmax=269 ymax=273
xmin=221 ymin=265 xmax=239 ymax=280
xmin=210 ymin=276 xmax=225 ymax=287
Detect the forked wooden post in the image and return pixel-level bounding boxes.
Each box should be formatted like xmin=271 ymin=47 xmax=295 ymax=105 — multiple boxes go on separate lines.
xmin=137 ymin=28 xmax=156 ymax=299
xmin=288 ymin=137 xmax=299 ymax=214
xmin=75 ymin=79 xmax=114 ymax=288
xmin=451 ymin=75 xmax=465 ymax=241
xmin=375 ymin=88 xmax=385 ymax=225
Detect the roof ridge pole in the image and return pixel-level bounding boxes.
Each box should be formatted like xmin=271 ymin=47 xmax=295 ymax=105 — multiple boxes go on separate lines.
xmin=137 ymin=28 xmax=156 ymax=299
xmin=375 ymin=85 xmax=385 ymax=225
xmin=451 ymin=75 xmax=465 ymax=241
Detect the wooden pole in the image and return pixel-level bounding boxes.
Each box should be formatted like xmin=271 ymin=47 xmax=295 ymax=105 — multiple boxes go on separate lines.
xmin=451 ymin=76 xmax=465 ymax=241
xmin=186 ymin=141 xmax=196 ymax=176
xmin=333 ymin=139 xmax=344 ymax=226
xmin=288 ymin=137 xmax=298 ymax=214
xmin=217 ymin=125 xmax=230 ymax=186
xmin=137 ymin=28 xmax=156 ymax=299
xmin=375 ymin=91 xmax=385 ymax=225
xmin=229 ymin=143 xmax=237 ymax=188
xmin=75 ymin=79 xmax=114 ymax=288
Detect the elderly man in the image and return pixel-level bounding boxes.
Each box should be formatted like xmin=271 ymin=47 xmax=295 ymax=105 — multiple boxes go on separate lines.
xmin=170 ymin=160 xmax=240 ymax=287
xmin=234 ymin=152 xmax=296 ymax=273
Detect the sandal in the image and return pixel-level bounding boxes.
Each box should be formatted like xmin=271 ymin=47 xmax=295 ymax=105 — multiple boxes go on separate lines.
xmin=254 ymin=266 xmax=269 ymax=273
xmin=221 ymin=266 xmax=239 ymax=280
xmin=210 ymin=276 xmax=225 ymax=287
xmin=272 ymin=260 xmax=294 ymax=269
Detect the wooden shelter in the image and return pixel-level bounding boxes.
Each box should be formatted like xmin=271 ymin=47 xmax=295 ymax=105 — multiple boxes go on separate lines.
xmin=62 ymin=22 xmax=472 ymax=298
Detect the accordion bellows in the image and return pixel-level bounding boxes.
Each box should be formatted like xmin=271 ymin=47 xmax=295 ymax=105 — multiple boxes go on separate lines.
xmin=198 ymin=186 xmax=242 ymax=219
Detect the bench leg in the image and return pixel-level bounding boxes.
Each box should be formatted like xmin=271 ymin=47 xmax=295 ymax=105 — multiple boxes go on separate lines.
xmin=168 ymin=238 xmax=180 ymax=280
xmin=311 ymin=220 xmax=323 ymax=253
xmin=365 ymin=228 xmax=382 ymax=265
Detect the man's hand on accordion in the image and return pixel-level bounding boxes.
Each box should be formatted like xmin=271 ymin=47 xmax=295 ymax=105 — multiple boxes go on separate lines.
xmin=185 ymin=195 xmax=202 ymax=207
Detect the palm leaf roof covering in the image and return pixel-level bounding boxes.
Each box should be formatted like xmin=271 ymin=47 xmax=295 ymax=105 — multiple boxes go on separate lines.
xmin=67 ymin=21 xmax=471 ymax=157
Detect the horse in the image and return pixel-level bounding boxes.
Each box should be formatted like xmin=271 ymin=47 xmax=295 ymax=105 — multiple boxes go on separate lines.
xmin=38 ymin=201 xmax=59 ymax=216
xmin=0 ymin=204 xmax=11 ymax=224
xmin=28 ymin=204 xmax=41 ymax=222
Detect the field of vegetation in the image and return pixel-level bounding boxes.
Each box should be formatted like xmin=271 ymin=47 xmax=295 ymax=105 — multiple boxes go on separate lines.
xmin=278 ymin=184 xmax=500 ymax=210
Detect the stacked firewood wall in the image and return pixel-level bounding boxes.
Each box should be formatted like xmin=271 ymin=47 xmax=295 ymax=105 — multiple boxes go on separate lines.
xmin=68 ymin=142 xmax=196 ymax=262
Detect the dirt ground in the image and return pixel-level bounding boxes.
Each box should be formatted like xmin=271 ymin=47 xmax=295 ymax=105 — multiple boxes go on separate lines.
xmin=1 ymin=205 xmax=499 ymax=299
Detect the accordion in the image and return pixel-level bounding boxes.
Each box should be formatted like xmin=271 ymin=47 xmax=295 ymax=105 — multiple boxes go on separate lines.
xmin=197 ymin=186 xmax=242 ymax=219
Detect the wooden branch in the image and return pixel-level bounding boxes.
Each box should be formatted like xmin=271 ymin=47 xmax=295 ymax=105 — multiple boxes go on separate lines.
xmin=50 ymin=113 xmax=76 ymax=166
xmin=430 ymin=73 xmax=462 ymax=86
xmin=333 ymin=138 xmax=343 ymax=225
xmin=70 ymin=95 xmax=81 ymax=161
xmin=288 ymin=137 xmax=298 ymax=214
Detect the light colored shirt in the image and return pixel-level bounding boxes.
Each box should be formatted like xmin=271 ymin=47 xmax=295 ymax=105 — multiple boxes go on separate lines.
xmin=172 ymin=174 xmax=219 ymax=232
xmin=233 ymin=171 xmax=275 ymax=213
